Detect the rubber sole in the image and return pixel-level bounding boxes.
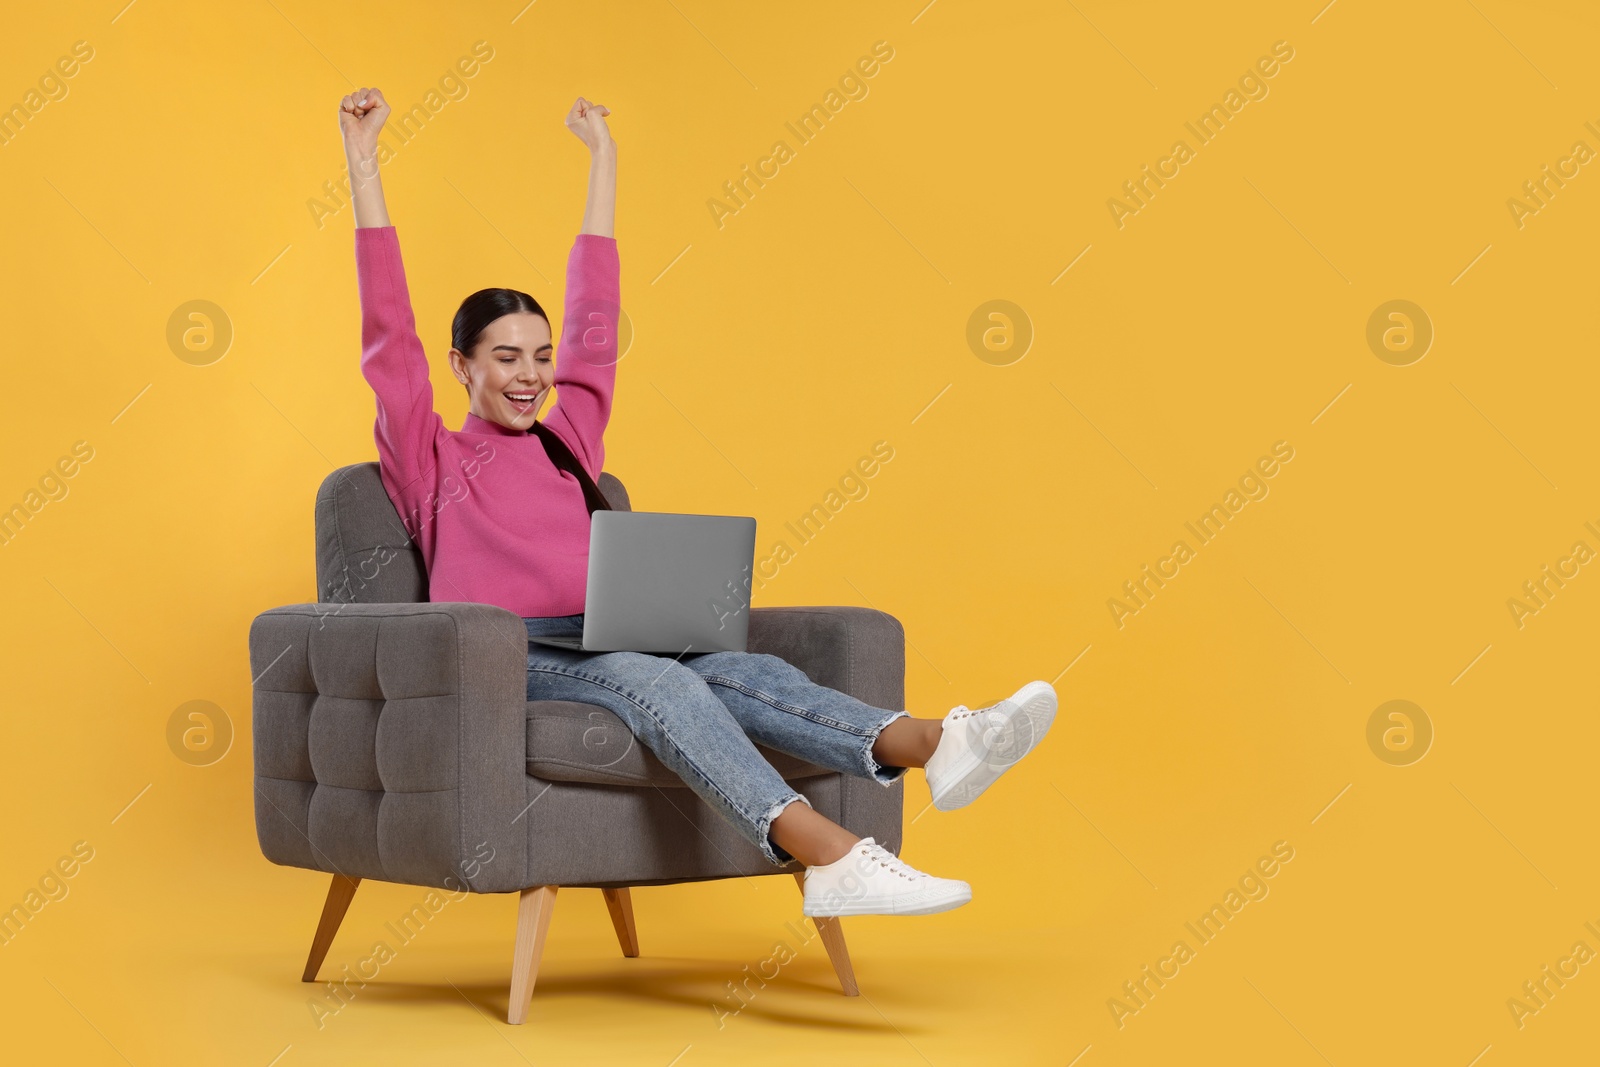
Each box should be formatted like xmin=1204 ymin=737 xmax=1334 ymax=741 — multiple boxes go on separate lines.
xmin=803 ymin=885 xmax=973 ymax=917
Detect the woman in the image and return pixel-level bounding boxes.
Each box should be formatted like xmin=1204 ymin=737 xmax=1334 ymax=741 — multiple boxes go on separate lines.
xmin=338 ymin=87 xmax=1058 ymax=917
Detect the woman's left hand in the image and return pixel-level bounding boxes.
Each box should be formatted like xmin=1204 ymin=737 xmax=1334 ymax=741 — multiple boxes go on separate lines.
xmin=564 ymin=96 xmax=614 ymax=153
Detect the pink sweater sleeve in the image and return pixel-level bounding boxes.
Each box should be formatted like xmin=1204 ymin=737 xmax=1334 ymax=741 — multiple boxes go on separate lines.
xmin=542 ymin=235 xmax=621 ymax=480
xmin=355 ymin=226 xmax=444 ymax=489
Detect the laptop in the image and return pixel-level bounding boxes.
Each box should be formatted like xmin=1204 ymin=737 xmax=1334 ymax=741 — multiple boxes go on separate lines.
xmin=527 ymin=510 xmax=758 ymax=653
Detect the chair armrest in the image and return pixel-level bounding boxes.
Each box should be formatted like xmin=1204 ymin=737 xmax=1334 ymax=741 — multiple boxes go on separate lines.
xmin=249 ymin=601 xmax=530 ymax=893
xmin=745 ymin=606 xmax=906 ymax=712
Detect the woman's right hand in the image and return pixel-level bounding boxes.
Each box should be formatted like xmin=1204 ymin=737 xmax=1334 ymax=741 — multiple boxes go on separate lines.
xmin=339 ymin=87 xmax=393 ymax=227
xmin=564 ymin=96 xmax=614 ymax=154
xmin=339 ymin=87 xmax=390 ymax=159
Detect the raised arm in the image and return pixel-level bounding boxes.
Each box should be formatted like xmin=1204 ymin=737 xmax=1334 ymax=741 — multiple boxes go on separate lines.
xmin=340 ymin=87 xmax=391 ymax=229
xmin=543 ymin=98 xmax=621 ymax=478
xmin=565 ymin=96 xmax=616 ymax=237
xmin=339 ymin=88 xmax=442 ymax=514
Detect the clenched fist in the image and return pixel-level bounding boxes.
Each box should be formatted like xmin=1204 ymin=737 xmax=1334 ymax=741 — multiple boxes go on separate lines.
xmin=564 ymin=96 xmax=614 ymax=153
xmin=339 ymin=87 xmax=390 ymax=159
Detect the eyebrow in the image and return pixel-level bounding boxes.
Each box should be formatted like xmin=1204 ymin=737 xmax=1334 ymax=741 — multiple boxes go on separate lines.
xmin=489 ymin=343 xmax=554 ymax=354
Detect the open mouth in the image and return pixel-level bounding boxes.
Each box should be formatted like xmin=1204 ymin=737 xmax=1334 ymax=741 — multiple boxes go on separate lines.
xmin=504 ymin=391 xmax=540 ymax=410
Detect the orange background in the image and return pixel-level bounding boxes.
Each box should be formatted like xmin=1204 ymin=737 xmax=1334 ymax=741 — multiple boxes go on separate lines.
xmin=2 ymin=1 xmax=1597 ymax=1063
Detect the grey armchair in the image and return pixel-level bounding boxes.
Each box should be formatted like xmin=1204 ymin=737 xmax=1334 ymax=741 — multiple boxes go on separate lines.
xmin=249 ymin=462 xmax=906 ymax=1023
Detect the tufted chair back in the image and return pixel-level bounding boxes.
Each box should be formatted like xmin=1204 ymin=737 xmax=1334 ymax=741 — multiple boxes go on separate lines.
xmin=313 ymin=461 xmax=631 ymax=605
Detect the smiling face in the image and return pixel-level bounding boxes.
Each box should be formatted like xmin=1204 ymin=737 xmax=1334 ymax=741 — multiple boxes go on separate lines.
xmin=448 ymin=311 xmax=555 ymax=431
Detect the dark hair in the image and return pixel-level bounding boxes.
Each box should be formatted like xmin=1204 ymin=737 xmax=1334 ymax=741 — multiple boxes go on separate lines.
xmin=451 ymin=288 xmax=549 ymax=391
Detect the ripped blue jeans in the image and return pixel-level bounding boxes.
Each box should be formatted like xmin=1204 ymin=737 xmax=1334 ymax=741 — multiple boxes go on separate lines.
xmin=524 ymin=614 xmax=910 ymax=866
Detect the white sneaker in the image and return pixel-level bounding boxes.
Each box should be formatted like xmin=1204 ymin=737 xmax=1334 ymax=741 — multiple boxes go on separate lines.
xmin=925 ymin=680 xmax=1057 ymax=811
xmin=801 ymin=837 xmax=972 ymax=917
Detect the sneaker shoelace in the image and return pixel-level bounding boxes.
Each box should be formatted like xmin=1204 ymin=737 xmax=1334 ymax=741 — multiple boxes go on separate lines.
xmin=947 ymin=702 xmax=1007 ymax=750
xmin=859 ymin=842 xmax=928 ymax=882
xmin=949 ymin=698 xmax=1006 ymax=723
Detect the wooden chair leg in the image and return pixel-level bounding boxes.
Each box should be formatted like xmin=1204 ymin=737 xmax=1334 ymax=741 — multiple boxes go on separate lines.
xmin=601 ymin=888 xmax=640 ymax=958
xmin=302 ymin=874 xmax=361 ymax=982
xmin=508 ymin=885 xmax=559 ymax=1025
xmin=793 ymin=872 xmax=859 ymax=996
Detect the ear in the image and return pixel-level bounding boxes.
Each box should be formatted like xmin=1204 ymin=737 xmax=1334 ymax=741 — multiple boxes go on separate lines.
xmin=447 ymin=347 xmax=469 ymax=385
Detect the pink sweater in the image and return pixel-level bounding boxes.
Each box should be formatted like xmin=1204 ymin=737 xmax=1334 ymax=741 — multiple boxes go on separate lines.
xmin=355 ymin=225 xmax=621 ymax=618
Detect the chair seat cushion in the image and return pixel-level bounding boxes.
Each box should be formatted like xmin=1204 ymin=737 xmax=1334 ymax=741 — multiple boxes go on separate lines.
xmin=525 ymin=700 xmax=835 ymax=787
